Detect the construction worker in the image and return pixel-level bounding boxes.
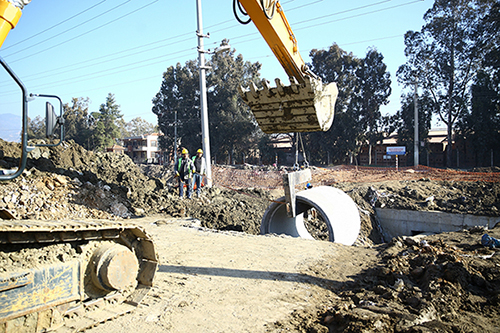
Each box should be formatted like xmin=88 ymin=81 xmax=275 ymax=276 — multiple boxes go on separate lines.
xmin=176 ymin=148 xmax=194 ymax=199
xmin=192 ymin=149 xmax=206 ymax=197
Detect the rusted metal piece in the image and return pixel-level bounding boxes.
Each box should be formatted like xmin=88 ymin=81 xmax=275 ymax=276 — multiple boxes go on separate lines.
xmin=0 ymin=271 xmax=33 ymax=293
xmin=282 ymin=169 xmax=312 ymax=218
xmin=0 ymin=261 xmax=82 ymax=322
xmin=0 ymin=219 xmax=158 ymax=332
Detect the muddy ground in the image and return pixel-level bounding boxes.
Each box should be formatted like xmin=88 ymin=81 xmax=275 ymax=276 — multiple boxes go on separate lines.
xmin=1 ymin=140 xmax=500 ymax=332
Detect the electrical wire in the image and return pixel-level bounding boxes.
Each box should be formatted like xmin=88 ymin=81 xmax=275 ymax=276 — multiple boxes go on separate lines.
xmin=2 ymin=0 xmax=133 ymax=58
xmin=0 ymin=0 xmax=109 ymax=51
xmin=5 ymin=0 xmax=160 ymax=64
xmin=298 ymin=0 xmax=425 ymax=30
xmin=1 ymin=0 xmax=426 ymax=98
xmin=3 ymin=0 xmax=400 ymax=81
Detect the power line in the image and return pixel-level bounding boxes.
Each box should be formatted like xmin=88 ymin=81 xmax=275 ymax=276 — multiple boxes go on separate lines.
xmin=2 ymin=0 xmax=133 ymax=58
xmin=1 ymin=0 xmax=109 ymax=51
xmin=0 ymin=0 xmax=424 ymax=96
xmin=298 ymin=0 xmax=425 ymax=30
xmin=0 ymin=47 xmax=196 ymax=97
xmin=294 ymin=0 xmax=392 ymax=26
xmin=6 ymin=0 xmax=160 ymax=64
xmin=3 ymin=0 xmax=406 ymax=79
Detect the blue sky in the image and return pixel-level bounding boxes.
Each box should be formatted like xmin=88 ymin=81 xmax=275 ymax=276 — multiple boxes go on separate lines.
xmin=0 ymin=0 xmax=434 ymax=139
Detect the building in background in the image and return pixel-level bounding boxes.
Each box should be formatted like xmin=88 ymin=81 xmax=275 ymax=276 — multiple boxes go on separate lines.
xmin=122 ymin=133 xmax=164 ymax=164
xmin=106 ymin=144 xmax=125 ymax=155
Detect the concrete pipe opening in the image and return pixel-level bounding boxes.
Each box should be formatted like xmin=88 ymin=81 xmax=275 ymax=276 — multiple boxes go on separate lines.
xmin=261 ymin=186 xmax=360 ymax=245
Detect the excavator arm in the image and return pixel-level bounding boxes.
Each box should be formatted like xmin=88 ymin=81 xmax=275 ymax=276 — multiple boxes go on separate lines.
xmin=236 ymin=0 xmax=338 ymax=134
xmin=237 ymin=0 xmax=307 ymax=84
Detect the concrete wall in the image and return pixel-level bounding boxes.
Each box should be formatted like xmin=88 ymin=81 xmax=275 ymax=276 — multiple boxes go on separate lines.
xmin=375 ymin=208 xmax=500 ymax=240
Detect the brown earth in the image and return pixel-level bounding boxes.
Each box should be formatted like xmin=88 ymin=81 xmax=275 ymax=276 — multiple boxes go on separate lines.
xmin=1 ymin=139 xmax=500 ymax=332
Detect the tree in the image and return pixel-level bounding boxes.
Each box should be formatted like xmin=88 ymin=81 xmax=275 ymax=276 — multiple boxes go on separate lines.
xmin=152 ymin=60 xmax=200 ymax=160
xmin=92 ymin=93 xmax=123 ymax=151
xmin=125 ymin=117 xmax=157 ymax=137
xmin=353 ymin=48 xmax=391 ymax=164
xmin=206 ymin=41 xmax=261 ymax=164
xmin=63 ymin=97 xmax=92 ymax=149
xmin=152 ymin=41 xmax=261 ymax=164
xmin=457 ymin=71 xmax=500 ymax=166
xmin=27 ymin=116 xmax=45 ymax=140
xmin=305 ymin=44 xmax=362 ymax=165
xmin=390 ymin=93 xmax=434 ymax=165
xmin=397 ymin=0 xmax=495 ymax=167
xmin=306 ymin=44 xmax=390 ymax=166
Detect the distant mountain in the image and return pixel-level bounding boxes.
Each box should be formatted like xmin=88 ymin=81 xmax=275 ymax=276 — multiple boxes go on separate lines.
xmin=0 ymin=113 xmax=22 ymax=142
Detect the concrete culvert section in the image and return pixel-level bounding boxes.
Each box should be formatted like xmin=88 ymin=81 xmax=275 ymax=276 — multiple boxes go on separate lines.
xmin=261 ymin=186 xmax=360 ymax=245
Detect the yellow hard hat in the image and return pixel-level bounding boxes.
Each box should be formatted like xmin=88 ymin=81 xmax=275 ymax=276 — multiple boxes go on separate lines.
xmin=181 ymin=148 xmax=188 ymax=154
xmin=197 ymin=149 xmax=203 ymax=154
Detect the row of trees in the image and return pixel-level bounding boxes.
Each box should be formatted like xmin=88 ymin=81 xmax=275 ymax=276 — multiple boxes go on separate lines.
xmin=154 ymin=1 xmax=499 ymax=168
xmin=152 ymin=39 xmax=260 ymax=164
xmin=29 ymin=93 xmax=157 ymax=152
xmin=28 ymin=1 xmax=496 ymax=167
xmin=394 ymin=0 xmax=500 ymax=166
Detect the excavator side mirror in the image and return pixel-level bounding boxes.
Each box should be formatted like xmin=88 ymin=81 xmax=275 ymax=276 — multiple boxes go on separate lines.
xmin=46 ymin=102 xmax=57 ymax=138
xmin=31 ymin=93 xmax=64 ymax=147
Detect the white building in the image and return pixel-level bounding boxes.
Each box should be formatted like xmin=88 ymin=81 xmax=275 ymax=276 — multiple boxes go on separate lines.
xmin=123 ymin=133 xmax=163 ymax=164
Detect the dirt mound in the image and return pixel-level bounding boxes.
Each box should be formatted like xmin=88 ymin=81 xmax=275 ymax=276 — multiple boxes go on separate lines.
xmin=336 ymin=179 xmax=500 ymax=217
xmin=0 ymin=140 xmax=271 ymax=233
xmin=271 ymin=225 xmax=500 ymax=333
xmin=2 ymin=139 xmax=500 ymax=332
xmin=1 ymin=140 xmax=499 ymax=244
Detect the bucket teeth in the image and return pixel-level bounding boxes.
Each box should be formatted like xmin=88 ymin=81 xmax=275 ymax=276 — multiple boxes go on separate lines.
xmin=275 ymin=78 xmax=285 ymax=96
xmin=239 ymin=76 xmax=338 ymax=134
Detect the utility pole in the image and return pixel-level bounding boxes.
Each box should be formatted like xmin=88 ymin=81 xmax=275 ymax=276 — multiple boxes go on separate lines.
xmin=173 ymin=109 xmax=177 ymax=166
xmin=196 ymin=0 xmax=212 ymax=187
xmin=413 ymin=81 xmax=419 ymax=167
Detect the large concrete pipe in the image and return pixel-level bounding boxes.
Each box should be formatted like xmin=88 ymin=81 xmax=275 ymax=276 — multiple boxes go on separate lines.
xmin=261 ymin=186 xmax=360 ymax=245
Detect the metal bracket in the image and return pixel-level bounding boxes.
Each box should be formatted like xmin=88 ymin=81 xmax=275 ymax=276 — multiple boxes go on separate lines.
xmin=282 ymin=169 xmax=311 ymax=217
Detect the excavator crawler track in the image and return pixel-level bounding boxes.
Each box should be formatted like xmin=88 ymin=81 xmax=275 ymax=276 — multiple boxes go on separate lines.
xmin=0 ymin=219 xmax=158 ymax=333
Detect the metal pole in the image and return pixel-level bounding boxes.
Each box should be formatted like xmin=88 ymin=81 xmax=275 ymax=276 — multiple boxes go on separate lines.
xmin=173 ymin=109 xmax=177 ymax=166
xmin=196 ymin=0 xmax=212 ymax=187
xmin=413 ymin=81 xmax=419 ymax=167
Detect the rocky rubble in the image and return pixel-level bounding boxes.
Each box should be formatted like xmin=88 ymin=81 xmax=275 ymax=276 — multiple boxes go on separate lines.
xmin=270 ymin=226 xmax=500 ymax=333
xmin=2 ymin=139 xmax=500 ymax=332
xmin=0 ymin=140 xmax=272 ymax=234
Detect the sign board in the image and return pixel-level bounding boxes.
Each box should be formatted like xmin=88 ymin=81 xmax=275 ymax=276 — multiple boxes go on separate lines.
xmin=386 ymin=146 xmax=406 ymax=155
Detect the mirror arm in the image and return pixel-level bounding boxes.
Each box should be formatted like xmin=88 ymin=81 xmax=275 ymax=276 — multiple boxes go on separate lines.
xmin=0 ymin=56 xmax=29 ymax=181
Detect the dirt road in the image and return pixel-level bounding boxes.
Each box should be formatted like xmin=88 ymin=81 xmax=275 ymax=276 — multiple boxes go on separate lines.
xmin=86 ymin=216 xmax=378 ymax=333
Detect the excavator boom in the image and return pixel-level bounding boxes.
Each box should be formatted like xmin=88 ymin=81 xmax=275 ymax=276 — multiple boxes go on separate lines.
xmin=236 ymin=0 xmax=338 ymax=134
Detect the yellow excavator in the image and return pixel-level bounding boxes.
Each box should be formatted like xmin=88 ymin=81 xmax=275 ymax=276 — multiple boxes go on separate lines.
xmin=235 ymin=0 xmax=338 ymax=134
xmin=0 ymin=1 xmax=339 ymax=332
xmin=1 ymin=2 xmax=158 ymax=333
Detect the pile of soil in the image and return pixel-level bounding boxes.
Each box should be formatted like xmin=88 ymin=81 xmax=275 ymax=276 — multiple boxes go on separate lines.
xmin=0 ymin=140 xmax=271 ymax=235
xmin=271 ymin=226 xmax=500 ymax=333
xmin=1 ymin=139 xmax=500 ymax=332
xmin=1 ymin=139 xmax=499 ymax=243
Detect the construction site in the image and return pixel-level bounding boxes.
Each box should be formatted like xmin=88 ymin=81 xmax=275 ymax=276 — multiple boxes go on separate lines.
xmin=1 ymin=139 xmax=499 ymax=332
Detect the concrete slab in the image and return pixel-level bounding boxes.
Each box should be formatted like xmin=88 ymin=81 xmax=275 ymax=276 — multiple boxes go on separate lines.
xmin=375 ymin=208 xmax=500 ymax=240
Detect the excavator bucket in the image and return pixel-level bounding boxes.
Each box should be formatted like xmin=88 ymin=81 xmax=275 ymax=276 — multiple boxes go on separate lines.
xmin=239 ymin=76 xmax=338 ymax=134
